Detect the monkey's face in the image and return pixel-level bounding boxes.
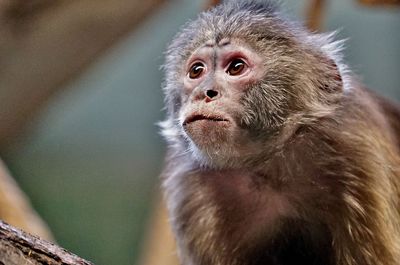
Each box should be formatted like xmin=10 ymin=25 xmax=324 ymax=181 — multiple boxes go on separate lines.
xmin=174 ymin=38 xmax=274 ymax=164
xmin=162 ymin=4 xmax=343 ymax=167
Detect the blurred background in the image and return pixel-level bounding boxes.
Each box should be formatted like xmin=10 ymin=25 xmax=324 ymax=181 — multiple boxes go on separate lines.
xmin=0 ymin=0 xmax=398 ymax=264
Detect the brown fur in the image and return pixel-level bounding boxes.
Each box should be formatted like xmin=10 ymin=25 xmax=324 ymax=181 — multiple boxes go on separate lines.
xmin=162 ymin=85 xmax=400 ymax=265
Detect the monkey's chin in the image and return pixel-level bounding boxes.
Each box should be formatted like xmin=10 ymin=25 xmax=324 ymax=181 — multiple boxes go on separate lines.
xmin=184 ymin=119 xmax=232 ymax=145
xmin=183 ymin=120 xmax=241 ymax=165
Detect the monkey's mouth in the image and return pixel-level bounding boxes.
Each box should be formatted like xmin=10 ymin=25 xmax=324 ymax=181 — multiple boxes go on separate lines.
xmin=183 ymin=114 xmax=229 ymax=126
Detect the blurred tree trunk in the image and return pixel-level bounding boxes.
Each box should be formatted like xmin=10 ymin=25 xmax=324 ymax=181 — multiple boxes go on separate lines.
xmin=138 ymin=198 xmax=178 ymax=265
xmin=205 ymin=0 xmax=221 ymax=10
xmin=305 ymin=0 xmax=327 ymax=32
xmin=0 ymin=220 xmax=93 ymax=265
xmin=0 ymin=0 xmax=165 ymax=149
xmin=0 ymin=159 xmax=53 ymax=241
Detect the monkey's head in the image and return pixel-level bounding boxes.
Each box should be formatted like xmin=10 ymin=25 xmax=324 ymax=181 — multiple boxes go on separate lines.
xmin=161 ymin=1 xmax=346 ymax=168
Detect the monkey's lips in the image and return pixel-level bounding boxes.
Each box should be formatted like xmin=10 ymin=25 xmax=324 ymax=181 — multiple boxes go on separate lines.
xmin=183 ymin=114 xmax=230 ymax=126
xmin=182 ymin=113 xmax=233 ymax=149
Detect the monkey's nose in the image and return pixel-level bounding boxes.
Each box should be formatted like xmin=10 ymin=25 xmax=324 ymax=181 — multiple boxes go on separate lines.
xmin=205 ymin=89 xmax=219 ymax=102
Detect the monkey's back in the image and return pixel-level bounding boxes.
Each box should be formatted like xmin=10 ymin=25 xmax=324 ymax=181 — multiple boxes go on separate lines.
xmin=372 ymin=90 xmax=400 ymax=149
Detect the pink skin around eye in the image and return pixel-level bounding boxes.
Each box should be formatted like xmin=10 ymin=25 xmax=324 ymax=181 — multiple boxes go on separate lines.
xmin=217 ymin=48 xmax=264 ymax=89
xmin=222 ymin=52 xmax=251 ymax=69
xmin=183 ymin=41 xmax=265 ymax=92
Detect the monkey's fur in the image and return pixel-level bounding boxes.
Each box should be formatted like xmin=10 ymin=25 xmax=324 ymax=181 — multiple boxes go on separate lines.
xmin=160 ymin=1 xmax=400 ymax=265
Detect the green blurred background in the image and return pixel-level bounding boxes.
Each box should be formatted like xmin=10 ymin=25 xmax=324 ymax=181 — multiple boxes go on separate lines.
xmin=1 ymin=0 xmax=399 ymax=264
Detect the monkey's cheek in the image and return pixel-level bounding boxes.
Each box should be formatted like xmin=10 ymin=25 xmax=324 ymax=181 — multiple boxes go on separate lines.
xmin=183 ymin=120 xmax=232 ymax=148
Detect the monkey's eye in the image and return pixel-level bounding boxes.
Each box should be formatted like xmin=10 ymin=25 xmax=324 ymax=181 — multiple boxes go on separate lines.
xmin=226 ymin=59 xmax=247 ymax=76
xmin=188 ymin=62 xmax=205 ymax=79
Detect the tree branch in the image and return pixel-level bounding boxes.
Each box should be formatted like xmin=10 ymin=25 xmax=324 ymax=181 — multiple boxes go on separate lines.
xmin=0 ymin=220 xmax=93 ymax=264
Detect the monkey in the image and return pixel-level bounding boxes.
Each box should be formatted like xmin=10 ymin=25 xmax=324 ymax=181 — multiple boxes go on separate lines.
xmin=159 ymin=1 xmax=400 ymax=265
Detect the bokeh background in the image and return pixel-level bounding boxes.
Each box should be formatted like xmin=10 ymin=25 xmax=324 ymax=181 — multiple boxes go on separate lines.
xmin=0 ymin=0 xmax=399 ymax=264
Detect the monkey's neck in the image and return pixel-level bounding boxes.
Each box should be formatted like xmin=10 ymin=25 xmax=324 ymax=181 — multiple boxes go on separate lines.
xmin=165 ymin=166 xmax=335 ymax=265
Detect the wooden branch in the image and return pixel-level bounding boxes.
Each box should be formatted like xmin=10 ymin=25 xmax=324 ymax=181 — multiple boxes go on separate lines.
xmin=0 ymin=220 xmax=93 ymax=264
xmin=0 ymin=0 xmax=165 ymax=148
